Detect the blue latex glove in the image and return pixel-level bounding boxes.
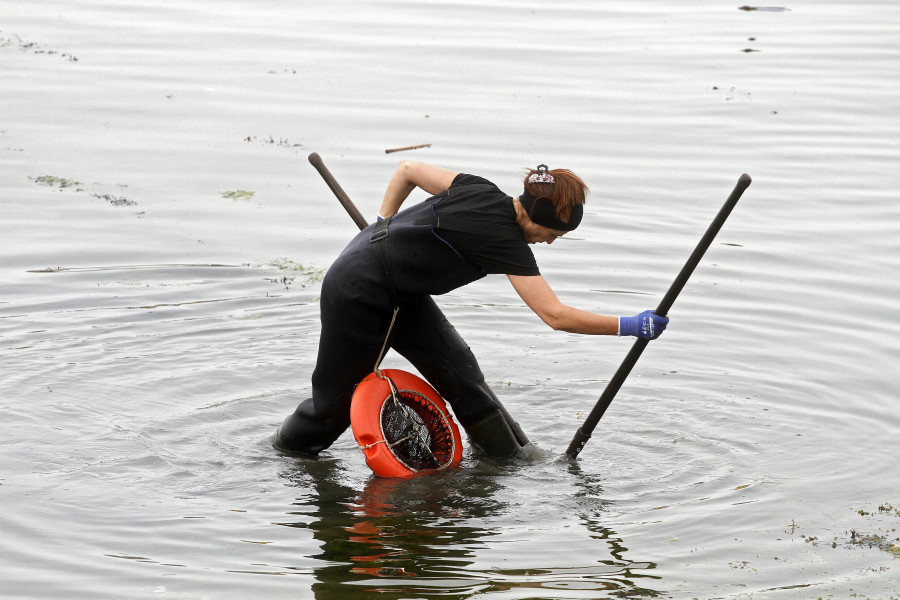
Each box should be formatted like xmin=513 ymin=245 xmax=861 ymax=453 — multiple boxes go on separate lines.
xmin=619 ymin=310 xmax=669 ymax=340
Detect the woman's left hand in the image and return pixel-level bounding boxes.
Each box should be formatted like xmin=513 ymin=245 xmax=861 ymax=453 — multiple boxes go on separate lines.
xmin=618 ymin=310 xmax=669 ymax=339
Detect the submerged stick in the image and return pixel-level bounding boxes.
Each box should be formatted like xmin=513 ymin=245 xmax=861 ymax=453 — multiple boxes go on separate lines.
xmin=565 ymin=174 xmax=752 ymax=459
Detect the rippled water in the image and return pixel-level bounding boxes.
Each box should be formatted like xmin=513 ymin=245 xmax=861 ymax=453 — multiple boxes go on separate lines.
xmin=2 ymin=1 xmax=899 ymax=598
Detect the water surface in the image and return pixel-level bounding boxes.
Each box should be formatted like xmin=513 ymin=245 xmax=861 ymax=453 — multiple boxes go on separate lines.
xmin=2 ymin=1 xmax=899 ymax=598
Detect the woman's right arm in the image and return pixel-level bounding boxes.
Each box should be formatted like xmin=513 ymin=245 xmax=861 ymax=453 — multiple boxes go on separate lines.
xmin=508 ymin=274 xmax=669 ymax=339
xmin=379 ymin=160 xmax=458 ymax=218
xmin=507 ymin=274 xmax=619 ymax=335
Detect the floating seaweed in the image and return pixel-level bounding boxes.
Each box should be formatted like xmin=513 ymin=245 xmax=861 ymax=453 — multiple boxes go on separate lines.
xmin=92 ymin=193 xmax=137 ymax=207
xmin=29 ymin=174 xmax=83 ymax=190
xmin=0 ymin=30 xmax=79 ymax=61
xmin=220 ymin=189 xmax=255 ymax=200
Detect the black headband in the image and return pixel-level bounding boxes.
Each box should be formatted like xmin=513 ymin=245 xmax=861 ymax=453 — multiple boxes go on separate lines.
xmin=520 ymin=189 xmax=583 ymax=231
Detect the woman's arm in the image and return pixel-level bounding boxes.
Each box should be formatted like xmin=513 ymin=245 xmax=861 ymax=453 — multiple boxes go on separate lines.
xmin=379 ymin=160 xmax=458 ymax=218
xmin=507 ymin=274 xmax=619 ymax=335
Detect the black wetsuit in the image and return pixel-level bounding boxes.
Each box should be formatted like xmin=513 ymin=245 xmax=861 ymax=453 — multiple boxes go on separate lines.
xmin=276 ymin=174 xmax=538 ymax=455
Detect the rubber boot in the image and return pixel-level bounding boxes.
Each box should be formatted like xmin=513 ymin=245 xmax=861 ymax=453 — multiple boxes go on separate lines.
xmin=465 ymin=409 xmax=527 ymax=458
xmin=481 ymin=383 xmax=530 ymax=449
xmin=273 ymin=397 xmax=349 ymax=457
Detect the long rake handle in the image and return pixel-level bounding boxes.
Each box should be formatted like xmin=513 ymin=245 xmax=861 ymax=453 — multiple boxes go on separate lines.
xmin=565 ymin=174 xmax=752 ymax=459
xmin=308 ymin=152 xmax=369 ymax=230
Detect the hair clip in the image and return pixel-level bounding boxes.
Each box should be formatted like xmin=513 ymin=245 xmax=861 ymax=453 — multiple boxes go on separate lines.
xmin=528 ymin=164 xmax=555 ymax=184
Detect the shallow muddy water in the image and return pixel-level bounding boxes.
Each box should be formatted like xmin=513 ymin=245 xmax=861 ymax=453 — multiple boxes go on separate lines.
xmin=2 ymin=1 xmax=899 ymax=598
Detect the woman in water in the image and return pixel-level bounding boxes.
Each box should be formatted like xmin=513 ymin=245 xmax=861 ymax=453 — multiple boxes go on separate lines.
xmin=276 ymin=161 xmax=668 ymax=457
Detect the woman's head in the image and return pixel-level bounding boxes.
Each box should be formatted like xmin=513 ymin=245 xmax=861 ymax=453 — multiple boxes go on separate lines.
xmin=520 ymin=165 xmax=589 ymax=231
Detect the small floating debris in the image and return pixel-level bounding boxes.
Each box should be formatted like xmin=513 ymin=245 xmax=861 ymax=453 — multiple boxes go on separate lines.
xmin=30 ymin=175 xmax=139 ymax=208
xmin=0 ymin=31 xmax=80 ymax=61
xmin=29 ymin=174 xmax=83 ymax=190
xmin=738 ymin=6 xmax=791 ymax=11
xmin=220 ymin=189 xmax=255 ymax=200
xmin=244 ymin=135 xmax=303 ymax=148
xmin=92 ymin=192 xmax=136 ymax=207
xmin=385 ymin=143 xmax=431 ymax=154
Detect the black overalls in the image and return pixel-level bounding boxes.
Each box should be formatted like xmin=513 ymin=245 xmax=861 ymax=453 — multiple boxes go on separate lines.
xmin=276 ymin=176 xmax=533 ymax=456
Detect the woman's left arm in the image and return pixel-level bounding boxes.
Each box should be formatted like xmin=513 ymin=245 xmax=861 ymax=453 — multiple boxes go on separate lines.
xmin=379 ymin=160 xmax=458 ymax=218
xmin=507 ymin=274 xmax=619 ymax=335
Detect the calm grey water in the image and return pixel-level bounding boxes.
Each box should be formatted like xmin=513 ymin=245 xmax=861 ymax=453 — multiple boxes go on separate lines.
xmin=2 ymin=1 xmax=899 ymax=598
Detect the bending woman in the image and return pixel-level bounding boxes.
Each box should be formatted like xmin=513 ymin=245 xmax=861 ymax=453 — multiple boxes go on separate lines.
xmin=275 ymin=161 xmax=668 ymax=457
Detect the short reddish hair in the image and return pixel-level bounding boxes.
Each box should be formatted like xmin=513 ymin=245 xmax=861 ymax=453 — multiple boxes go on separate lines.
xmin=523 ymin=168 xmax=589 ymax=224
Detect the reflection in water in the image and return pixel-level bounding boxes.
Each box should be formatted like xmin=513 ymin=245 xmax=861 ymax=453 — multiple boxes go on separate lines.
xmin=279 ymin=456 xmax=663 ymax=599
xmin=567 ymin=460 xmax=663 ymax=597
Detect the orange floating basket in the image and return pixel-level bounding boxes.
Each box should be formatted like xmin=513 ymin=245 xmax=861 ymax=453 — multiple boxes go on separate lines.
xmin=350 ymin=369 xmax=463 ymax=478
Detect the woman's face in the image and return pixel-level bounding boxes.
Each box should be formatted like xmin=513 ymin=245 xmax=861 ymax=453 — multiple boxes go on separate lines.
xmin=520 ymin=220 xmax=567 ymax=245
xmin=513 ymin=196 xmax=570 ymax=244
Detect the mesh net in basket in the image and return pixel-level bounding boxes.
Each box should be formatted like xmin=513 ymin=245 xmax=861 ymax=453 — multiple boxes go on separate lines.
xmin=379 ymin=389 xmax=458 ymax=472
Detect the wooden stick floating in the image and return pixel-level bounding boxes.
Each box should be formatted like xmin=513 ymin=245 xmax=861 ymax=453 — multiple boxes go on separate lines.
xmin=385 ymin=143 xmax=431 ymax=154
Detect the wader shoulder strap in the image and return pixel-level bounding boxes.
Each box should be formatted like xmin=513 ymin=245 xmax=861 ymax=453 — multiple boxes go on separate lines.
xmin=369 ymin=217 xmax=400 ymax=372
xmin=412 ymin=215 xmax=522 ymax=240
xmin=412 ymin=184 xmax=522 ymax=241
xmin=369 ymin=217 xmax=399 ymax=308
